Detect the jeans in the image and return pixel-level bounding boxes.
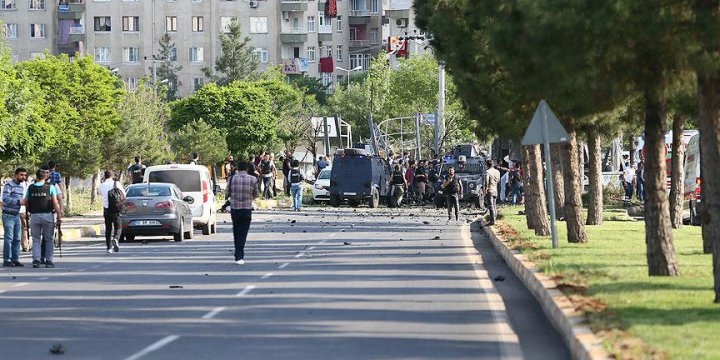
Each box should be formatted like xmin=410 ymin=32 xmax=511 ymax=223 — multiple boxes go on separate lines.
xmin=20 ymin=213 xmax=29 ymax=251
xmin=30 ymin=213 xmax=55 ymax=262
xmin=262 ymin=177 xmax=273 ymax=199
xmin=624 ymin=182 xmax=634 ymax=200
xmin=486 ymin=193 xmax=498 ymax=223
xmin=230 ymin=209 xmax=252 ymax=261
xmin=283 ymin=173 xmax=291 ymax=196
xmin=291 ymin=184 xmax=303 ymax=211
xmin=446 ymin=194 xmax=459 ymax=220
xmin=103 ymin=208 xmax=122 ymax=250
xmin=637 ymin=180 xmax=645 ymax=202
xmin=511 ymin=184 xmax=522 ymax=205
xmin=3 ymin=213 xmax=22 ymax=263
xmin=416 ymin=182 xmax=426 ymax=201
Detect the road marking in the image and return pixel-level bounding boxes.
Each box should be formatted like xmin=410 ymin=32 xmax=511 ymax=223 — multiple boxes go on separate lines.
xmin=261 ymin=273 xmax=274 ymax=280
xmin=278 ymin=263 xmax=290 ymax=269
xmin=236 ymin=285 xmax=256 ymax=297
xmin=329 ymin=232 xmax=338 ymax=237
xmin=38 ymin=277 xmax=49 ymax=280
xmin=307 ymin=246 xmax=316 ymax=251
xmin=90 ymin=265 xmax=101 ymax=269
xmin=201 ymin=306 xmax=226 ymax=319
xmin=294 ymin=252 xmax=305 ymax=258
xmin=11 ymin=282 xmax=28 ymax=288
xmin=319 ymin=240 xmax=327 ymax=244
xmin=0 ymin=290 xmax=6 ymax=295
xmin=75 ymin=269 xmax=87 ymax=272
xmin=124 ymin=335 xmax=180 ymax=360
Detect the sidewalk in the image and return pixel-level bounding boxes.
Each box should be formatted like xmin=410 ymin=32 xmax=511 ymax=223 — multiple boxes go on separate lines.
xmin=0 ymin=211 xmax=105 ymax=243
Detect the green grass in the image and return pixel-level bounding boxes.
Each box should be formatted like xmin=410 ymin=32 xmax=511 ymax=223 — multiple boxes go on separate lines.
xmin=65 ymin=187 xmax=103 ymax=216
xmin=500 ymin=206 xmax=715 ymax=360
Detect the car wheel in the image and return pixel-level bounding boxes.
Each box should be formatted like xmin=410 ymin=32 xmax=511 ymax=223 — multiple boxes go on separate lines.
xmin=184 ymin=221 xmax=194 ymax=239
xmin=690 ymin=202 xmax=701 ymax=226
xmin=210 ymin=218 xmax=217 ymax=234
xmin=369 ymin=189 xmax=380 ymax=208
xmin=174 ymin=220 xmax=184 ymax=242
xmin=329 ymin=195 xmax=340 ymax=208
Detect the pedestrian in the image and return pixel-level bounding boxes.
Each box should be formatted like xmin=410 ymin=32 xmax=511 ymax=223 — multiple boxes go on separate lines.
xmin=225 ymin=161 xmax=259 ymax=265
xmin=636 ymin=158 xmax=646 ymax=203
xmin=485 ymin=160 xmax=501 ymax=226
xmin=405 ymin=160 xmax=415 ymax=202
xmin=623 ymin=162 xmax=636 ymax=201
xmin=317 ymin=156 xmax=329 ymax=172
xmin=390 ymin=164 xmax=407 ymax=207
xmin=48 ymin=161 xmax=64 ymax=203
xmin=442 ymin=167 xmax=462 ymax=221
xmin=189 ymin=153 xmax=200 ymax=165
xmin=289 ymin=160 xmax=306 ymax=212
xmin=2 ymin=168 xmax=28 ymax=267
xmin=414 ymin=160 xmax=428 ymax=202
xmin=127 ymin=156 xmax=146 ymax=184
xmin=259 ymin=154 xmax=276 ymax=200
xmin=97 ymin=170 xmax=125 ymax=253
xmin=510 ymin=161 xmax=523 ymax=205
xmin=224 ymin=156 xmax=234 ymax=179
xmin=23 ymin=169 xmax=63 ymax=268
xmin=220 ymin=161 xmax=237 ymax=213
xmin=282 ymin=151 xmax=293 ymax=196
xmin=18 ymin=173 xmax=31 ymax=252
xmin=269 ymin=153 xmax=279 ymax=197
xmin=39 ymin=165 xmax=62 ymax=264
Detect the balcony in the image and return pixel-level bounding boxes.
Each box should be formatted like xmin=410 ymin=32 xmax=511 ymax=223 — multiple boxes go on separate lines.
xmin=280 ymin=33 xmax=308 ymax=44
xmin=349 ymin=9 xmax=370 ymax=17
xmin=58 ymin=0 xmax=84 ymax=19
xmin=68 ymin=25 xmax=85 ymax=42
xmin=318 ymin=33 xmax=332 ymax=42
xmin=349 ymin=15 xmax=371 ymax=25
xmin=350 ymin=39 xmax=369 ymax=48
xmin=280 ymin=0 xmax=307 ymax=12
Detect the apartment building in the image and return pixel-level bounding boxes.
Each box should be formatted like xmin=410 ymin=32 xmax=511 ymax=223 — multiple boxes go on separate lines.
xmin=382 ymin=0 xmax=428 ymax=58
xmin=1 ymin=0 xmax=383 ymax=97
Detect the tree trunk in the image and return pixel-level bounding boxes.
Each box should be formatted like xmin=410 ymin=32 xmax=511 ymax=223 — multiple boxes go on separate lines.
xmin=64 ymin=177 xmax=72 ymax=214
xmin=669 ymin=114 xmax=686 ymax=229
xmin=523 ymin=146 xmax=538 ymax=230
xmin=629 ymin=133 xmax=637 ymax=167
xmin=526 ymin=145 xmax=550 ymax=236
xmin=644 ymin=92 xmax=680 ymax=276
xmin=550 ymin=144 xmax=566 ymax=220
xmin=90 ymin=171 xmax=99 ymax=205
xmin=586 ymin=128 xmax=603 ymax=225
xmin=696 ymin=71 xmax=720 ymax=299
xmin=561 ymin=127 xmax=588 ymax=243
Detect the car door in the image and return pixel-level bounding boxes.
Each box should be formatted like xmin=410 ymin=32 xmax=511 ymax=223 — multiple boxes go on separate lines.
xmin=172 ymin=186 xmax=191 ymax=226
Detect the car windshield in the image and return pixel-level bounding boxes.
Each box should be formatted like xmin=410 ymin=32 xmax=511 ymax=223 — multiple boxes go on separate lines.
xmin=318 ymin=169 xmax=331 ymax=180
xmin=148 ymin=170 xmax=201 ymax=192
xmin=127 ymin=185 xmax=172 ymax=197
xmin=447 ymin=163 xmax=482 ymax=174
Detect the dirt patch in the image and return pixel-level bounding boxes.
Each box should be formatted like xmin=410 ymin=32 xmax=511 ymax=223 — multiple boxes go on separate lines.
xmin=495 ymin=222 xmax=539 ymax=251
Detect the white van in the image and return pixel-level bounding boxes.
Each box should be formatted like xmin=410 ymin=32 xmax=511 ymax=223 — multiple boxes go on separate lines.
xmin=144 ymin=164 xmax=219 ymax=235
xmin=683 ymin=134 xmax=703 ymax=225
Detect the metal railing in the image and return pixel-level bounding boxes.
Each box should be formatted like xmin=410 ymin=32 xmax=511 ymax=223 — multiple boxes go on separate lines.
xmin=350 ymin=39 xmax=369 ymax=47
xmin=69 ymin=25 xmax=85 ymax=34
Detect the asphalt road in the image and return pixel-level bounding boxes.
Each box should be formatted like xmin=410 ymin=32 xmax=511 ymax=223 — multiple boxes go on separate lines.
xmin=0 ymin=207 xmax=569 ymax=360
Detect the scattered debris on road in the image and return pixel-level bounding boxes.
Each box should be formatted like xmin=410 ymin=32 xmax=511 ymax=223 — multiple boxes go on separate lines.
xmin=49 ymin=344 xmax=65 ymax=355
xmin=343 ymin=242 xmax=352 ymax=245
xmin=494 ymin=275 xmax=506 ymax=282
xmin=169 ymin=285 xmax=184 ymax=289
xmin=432 ymin=236 xmax=441 ymax=240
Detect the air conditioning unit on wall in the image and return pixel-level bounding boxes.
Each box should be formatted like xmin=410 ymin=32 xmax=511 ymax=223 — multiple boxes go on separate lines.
xmin=396 ymin=18 xmax=408 ymax=28
xmin=249 ymin=0 xmax=258 ymax=8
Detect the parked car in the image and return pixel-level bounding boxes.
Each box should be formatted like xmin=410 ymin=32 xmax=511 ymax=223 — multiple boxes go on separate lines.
xmin=312 ymin=168 xmax=332 ymax=203
xmin=121 ymin=183 xmax=194 ymax=242
xmin=143 ymin=164 xmax=219 ymax=235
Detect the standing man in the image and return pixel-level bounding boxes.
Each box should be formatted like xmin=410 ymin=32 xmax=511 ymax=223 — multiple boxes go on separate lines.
xmin=317 ymin=156 xmax=329 ymax=173
xmin=23 ymin=169 xmax=63 ymax=268
xmin=289 ymin=160 xmax=306 ymax=212
xmin=2 ymin=168 xmax=28 ymax=267
xmin=442 ymin=167 xmax=463 ymax=221
xmin=259 ymin=154 xmax=276 ymax=199
xmin=623 ymin=162 xmax=636 ymax=201
xmin=282 ymin=151 xmax=293 ymax=196
xmin=414 ymin=160 xmax=428 ymax=203
xmin=189 ymin=153 xmax=200 ymax=165
xmin=48 ymin=161 xmax=64 ymax=204
xmin=485 ymin=160 xmax=501 ymax=226
xmin=97 ymin=170 xmax=124 ymax=253
xmin=636 ymin=158 xmax=646 ymax=203
xmin=225 ymin=162 xmax=259 ymax=265
xmin=127 ymin=156 xmax=146 ymax=184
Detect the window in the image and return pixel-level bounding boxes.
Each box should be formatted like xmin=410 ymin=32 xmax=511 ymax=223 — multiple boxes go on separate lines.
xmin=307 ymin=16 xmax=315 ymax=32
xmin=318 ymin=12 xmax=325 ymax=26
xmin=293 ymin=46 xmax=300 ymax=58
xmin=122 ymin=16 xmax=140 ymax=32
xmin=292 ymin=17 xmax=300 ymax=32
xmin=94 ymin=47 xmax=110 ymax=63
xmin=321 ymin=73 xmax=333 ymax=94
xmin=254 ymin=48 xmax=268 ymax=63
xmin=192 ymin=16 xmax=203 ymax=32
xmin=29 ymin=52 xmax=44 ymax=59
xmin=1 ymin=0 xmax=16 ymax=10
xmin=250 ymin=17 xmax=267 ymax=33
xmin=370 ymin=28 xmax=378 ymax=44
xmin=350 ymin=53 xmax=370 ymax=71
xmin=168 ymin=47 xmax=177 ymax=61
xmin=307 ymin=46 xmax=315 ymax=62
xmin=122 ymin=47 xmax=139 ymax=63
xmin=220 ymin=16 xmax=232 ymax=33
xmin=29 ymin=0 xmax=44 ymax=10
xmin=126 ymin=77 xmax=138 ymax=90
xmin=370 ymin=0 xmax=379 ymax=13
xmin=165 ymin=16 xmax=177 ymax=32
xmin=193 ymin=78 xmax=204 ymax=92
xmin=4 ymin=23 xmax=17 ymax=38
xmin=324 ymin=45 xmax=332 ymax=58
xmin=189 ymin=47 xmax=203 ymax=62
xmin=29 ymin=24 xmax=46 ymax=38
xmin=94 ymin=17 xmax=111 ymax=32
xmin=336 ymin=45 xmax=342 ymax=61
xmin=336 ymin=15 xmax=342 ymax=32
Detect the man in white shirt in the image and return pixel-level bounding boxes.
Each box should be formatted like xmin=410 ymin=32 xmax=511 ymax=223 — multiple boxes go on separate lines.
xmin=97 ymin=170 xmax=125 ymax=253
xmin=623 ymin=163 xmax=636 ymax=201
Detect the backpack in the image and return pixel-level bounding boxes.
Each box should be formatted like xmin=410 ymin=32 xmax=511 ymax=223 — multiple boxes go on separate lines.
xmin=289 ymin=169 xmax=303 ymax=184
xmin=108 ymin=181 xmax=126 ymax=214
xmin=261 ymin=161 xmax=272 ymax=175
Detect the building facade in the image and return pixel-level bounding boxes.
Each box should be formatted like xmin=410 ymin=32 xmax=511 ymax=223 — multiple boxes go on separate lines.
xmin=1 ymin=0 xmax=383 ymax=97
xmin=382 ymin=0 xmax=427 ymax=58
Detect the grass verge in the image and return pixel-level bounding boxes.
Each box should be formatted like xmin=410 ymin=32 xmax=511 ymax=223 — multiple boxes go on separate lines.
xmin=499 ymin=206 xmax=714 ymax=360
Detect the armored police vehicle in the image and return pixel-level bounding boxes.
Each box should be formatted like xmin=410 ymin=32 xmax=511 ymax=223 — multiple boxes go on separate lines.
xmin=433 ymin=144 xmax=488 ymax=209
xmin=329 ymin=148 xmax=392 ymax=208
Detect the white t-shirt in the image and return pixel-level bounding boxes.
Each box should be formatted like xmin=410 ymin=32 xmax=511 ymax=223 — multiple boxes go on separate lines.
xmin=18 ymin=181 xmax=29 ymax=214
xmin=97 ymin=179 xmax=125 ymax=209
xmin=623 ymin=166 xmax=636 ymax=183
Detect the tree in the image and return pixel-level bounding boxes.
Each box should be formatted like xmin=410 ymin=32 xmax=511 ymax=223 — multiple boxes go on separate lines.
xmin=202 ymin=18 xmax=258 ymax=85
xmin=169 ymin=119 xmax=228 ymax=165
xmin=155 ymin=34 xmax=183 ymax=101
xmin=170 ymin=81 xmax=276 ymax=158
xmin=288 ymin=75 xmax=329 ymax=106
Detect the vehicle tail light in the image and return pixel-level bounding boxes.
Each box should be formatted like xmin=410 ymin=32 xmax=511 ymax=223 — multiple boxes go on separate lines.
xmin=126 ymin=202 xmax=136 ymax=209
xmin=202 ymin=181 xmax=209 ymax=203
xmin=696 ymin=177 xmax=702 ymax=201
xmin=155 ymin=201 xmax=175 ymax=208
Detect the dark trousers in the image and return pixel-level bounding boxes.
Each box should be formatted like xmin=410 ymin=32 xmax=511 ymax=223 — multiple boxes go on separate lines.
xmin=283 ymin=172 xmax=291 ymax=196
xmin=231 ymin=209 xmax=252 ymax=261
xmin=103 ymin=208 xmax=122 ymax=249
xmin=637 ymin=180 xmax=645 ymax=202
xmin=262 ymin=177 xmax=273 ymax=199
xmin=446 ymin=194 xmax=459 ymax=220
xmin=486 ymin=193 xmax=498 ymax=223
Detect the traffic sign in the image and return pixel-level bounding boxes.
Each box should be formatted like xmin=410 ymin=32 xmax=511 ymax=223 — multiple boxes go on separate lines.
xmin=521 ymin=100 xmax=569 ymax=145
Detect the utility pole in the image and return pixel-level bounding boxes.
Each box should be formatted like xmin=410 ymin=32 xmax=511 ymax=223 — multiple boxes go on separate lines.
xmin=437 ymin=62 xmax=446 ymax=156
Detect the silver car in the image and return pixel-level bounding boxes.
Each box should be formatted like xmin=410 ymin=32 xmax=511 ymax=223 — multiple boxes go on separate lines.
xmin=121 ymin=183 xmax=194 ymax=242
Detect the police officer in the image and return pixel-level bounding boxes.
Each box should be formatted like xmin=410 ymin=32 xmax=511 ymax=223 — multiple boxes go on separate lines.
xmin=127 ymin=156 xmax=146 ymax=184
xmin=414 ymin=160 xmax=428 ymax=203
xmin=390 ymin=165 xmax=407 ymax=207
xmin=442 ymin=167 xmax=463 ymax=221
xmin=22 ymin=169 xmax=63 ymax=268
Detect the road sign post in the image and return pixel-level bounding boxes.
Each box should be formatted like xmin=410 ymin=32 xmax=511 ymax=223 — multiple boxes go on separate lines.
xmin=521 ymin=100 xmax=569 ymax=249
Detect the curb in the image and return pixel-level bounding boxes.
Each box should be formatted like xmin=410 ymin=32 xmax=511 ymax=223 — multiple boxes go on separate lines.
xmin=62 ymin=224 xmax=104 ymax=241
xmin=483 ymin=223 xmax=611 ymax=360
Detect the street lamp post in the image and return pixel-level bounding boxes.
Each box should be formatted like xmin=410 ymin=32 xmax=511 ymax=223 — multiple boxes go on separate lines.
xmin=336 ymin=65 xmax=362 ymax=87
